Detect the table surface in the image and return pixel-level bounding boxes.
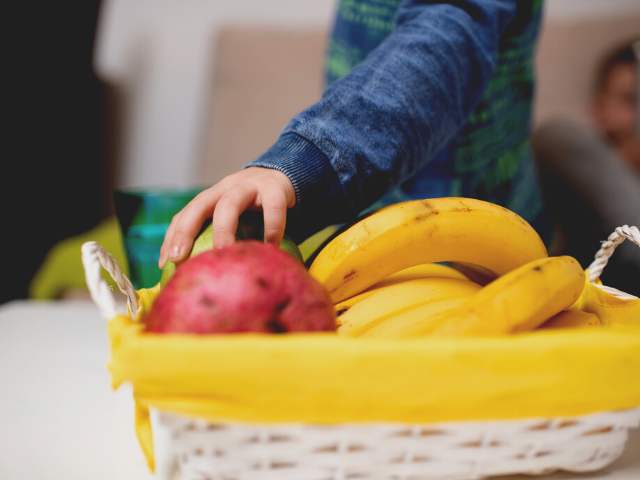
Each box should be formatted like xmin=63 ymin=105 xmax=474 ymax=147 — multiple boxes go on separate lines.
xmin=1 ymin=300 xmax=638 ymax=480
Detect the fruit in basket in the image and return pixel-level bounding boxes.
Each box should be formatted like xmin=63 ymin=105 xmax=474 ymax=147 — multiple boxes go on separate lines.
xmin=160 ymin=222 xmax=214 ymax=286
xmin=368 ymin=263 xmax=470 ymax=289
xmin=333 ymin=263 xmax=469 ymax=317
xmin=160 ymin=212 xmax=303 ymax=287
xmin=336 ymin=277 xmax=481 ymax=335
xmin=446 ymin=262 xmax=498 ymax=286
xmin=358 ymin=297 xmax=469 ymax=338
xmin=147 ymin=240 xmax=335 ymax=334
xmin=539 ymin=310 xmax=601 ymax=329
xmin=235 ymin=210 xmax=303 ymax=263
xmin=423 ymin=256 xmax=585 ymax=337
xmin=309 ymin=198 xmax=548 ymax=303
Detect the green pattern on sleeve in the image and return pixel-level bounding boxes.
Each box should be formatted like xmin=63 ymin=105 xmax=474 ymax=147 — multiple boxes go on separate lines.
xmin=325 ymin=0 xmax=550 ymax=240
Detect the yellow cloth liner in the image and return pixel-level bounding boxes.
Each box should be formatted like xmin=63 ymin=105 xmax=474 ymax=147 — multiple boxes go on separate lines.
xmin=111 ymin=285 xmax=640 ymax=471
xmin=570 ymin=270 xmax=640 ymax=326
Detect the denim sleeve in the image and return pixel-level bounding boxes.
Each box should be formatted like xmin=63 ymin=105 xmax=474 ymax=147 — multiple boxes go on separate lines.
xmin=245 ymin=0 xmax=518 ymax=242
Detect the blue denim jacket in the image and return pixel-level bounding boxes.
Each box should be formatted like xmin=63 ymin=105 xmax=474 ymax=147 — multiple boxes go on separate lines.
xmin=246 ymin=0 xmax=550 ymax=244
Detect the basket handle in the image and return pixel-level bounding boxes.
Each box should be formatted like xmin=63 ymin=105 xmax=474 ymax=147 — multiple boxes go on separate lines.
xmin=587 ymin=225 xmax=639 ymax=300
xmin=81 ymin=241 xmax=139 ymax=319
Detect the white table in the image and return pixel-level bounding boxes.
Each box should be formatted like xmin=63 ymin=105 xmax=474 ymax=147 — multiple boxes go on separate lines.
xmin=0 ymin=300 xmax=153 ymax=480
xmin=1 ymin=300 xmax=639 ymax=480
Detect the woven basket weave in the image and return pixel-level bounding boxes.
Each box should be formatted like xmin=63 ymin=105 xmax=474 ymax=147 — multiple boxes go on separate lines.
xmin=81 ymin=226 xmax=640 ymax=480
xmin=154 ymin=408 xmax=640 ymax=480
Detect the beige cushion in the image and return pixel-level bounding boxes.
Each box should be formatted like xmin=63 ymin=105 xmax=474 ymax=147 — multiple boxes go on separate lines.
xmin=199 ymin=27 xmax=327 ymax=185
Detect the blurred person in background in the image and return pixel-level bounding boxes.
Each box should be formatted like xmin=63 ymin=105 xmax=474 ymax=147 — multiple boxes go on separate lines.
xmin=161 ymin=0 xmax=554 ymax=275
xmin=532 ymin=39 xmax=640 ymax=296
xmin=592 ymin=42 xmax=640 ymax=172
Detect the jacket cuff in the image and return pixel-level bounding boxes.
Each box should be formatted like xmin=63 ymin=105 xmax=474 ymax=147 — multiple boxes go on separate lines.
xmin=244 ymin=133 xmax=348 ymax=242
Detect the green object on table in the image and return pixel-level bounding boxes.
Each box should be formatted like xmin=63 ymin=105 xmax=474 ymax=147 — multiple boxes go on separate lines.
xmin=114 ymin=187 xmax=205 ymax=290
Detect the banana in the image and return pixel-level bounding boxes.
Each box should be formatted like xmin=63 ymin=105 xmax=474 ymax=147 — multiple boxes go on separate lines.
xmin=337 ymin=277 xmax=482 ymax=337
xmin=335 ymin=291 xmax=381 ymax=322
xmin=446 ymin=262 xmax=498 ymax=286
xmin=334 ymin=263 xmax=470 ymax=322
xmin=539 ymin=310 xmax=601 ymax=329
xmin=370 ymin=263 xmax=470 ymax=289
xmin=424 ymin=256 xmax=585 ymax=337
xmin=359 ymin=297 xmax=469 ymax=339
xmin=309 ymin=198 xmax=548 ymax=303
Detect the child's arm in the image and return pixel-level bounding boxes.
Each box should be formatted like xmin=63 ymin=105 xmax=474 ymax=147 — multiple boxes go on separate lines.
xmin=161 ymin=0 xmax=518 ymax=267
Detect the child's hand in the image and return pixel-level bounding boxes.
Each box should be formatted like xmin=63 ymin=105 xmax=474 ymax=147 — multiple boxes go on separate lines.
xmin=158 ymin=167 xmax=296 ymax=268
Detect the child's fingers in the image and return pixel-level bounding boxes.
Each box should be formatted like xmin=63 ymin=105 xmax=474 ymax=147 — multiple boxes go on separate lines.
xmin=212 ymin=184 xmax=258 ymax=249
xmin=167 ymin=187 xmax=225 ymax=264
xmin=159 ymin=211 xmax=182 ymax=268
xmin=159 ymin=168 xmax=295 ymax=267
xmin=262 ymin=186 xmax=289 ymax=247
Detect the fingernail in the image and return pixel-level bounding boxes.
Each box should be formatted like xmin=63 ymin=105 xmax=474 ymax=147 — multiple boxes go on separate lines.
xmin=170 ymin=246 xmax=182 ymax=260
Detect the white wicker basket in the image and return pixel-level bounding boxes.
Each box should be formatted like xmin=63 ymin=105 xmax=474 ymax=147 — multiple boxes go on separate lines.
xmin=81 ymin=225 xmax=640 ymax=480
xmin=151 ymin=408 xmax=640 ymax=480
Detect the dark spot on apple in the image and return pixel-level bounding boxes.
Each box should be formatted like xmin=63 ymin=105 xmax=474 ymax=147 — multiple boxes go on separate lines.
xmin=200 ymin=295 xmax=217 ymax=311
xmin=266 ymin=318 xmax=288 ymax=333
xmin=256 ymin=277 xmax=270 ymax=289
xmin=274 ymin=298 xmax=290 ymax=313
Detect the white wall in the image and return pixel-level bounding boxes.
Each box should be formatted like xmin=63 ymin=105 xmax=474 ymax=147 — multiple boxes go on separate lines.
xmin=94 ymin=0 xmax=335 ymax=189
xmin=94 ymin=0 xmax=640 ymax=190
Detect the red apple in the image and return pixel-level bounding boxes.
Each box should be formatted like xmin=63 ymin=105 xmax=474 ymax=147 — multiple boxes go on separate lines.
xmin=146 ymin=240 xmax=335 ymax=334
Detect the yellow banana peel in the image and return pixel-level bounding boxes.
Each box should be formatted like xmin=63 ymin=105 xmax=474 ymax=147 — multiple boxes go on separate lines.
xmin=539 ymin=310 xmax=601 ymax=329
xmin=429 ymin=256 xmax=586 ymax=337
xmin=310 ymin=198 xmax=548 ymax=303
xmin=359 ymin=297 xmax=468 ymax=339
xmin=337 ymin=278 xmax=481 ymax=336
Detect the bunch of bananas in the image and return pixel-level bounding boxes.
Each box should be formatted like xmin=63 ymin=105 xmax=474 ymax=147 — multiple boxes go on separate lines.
xmin=309 ymin=198 xmax=599 ymax=338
